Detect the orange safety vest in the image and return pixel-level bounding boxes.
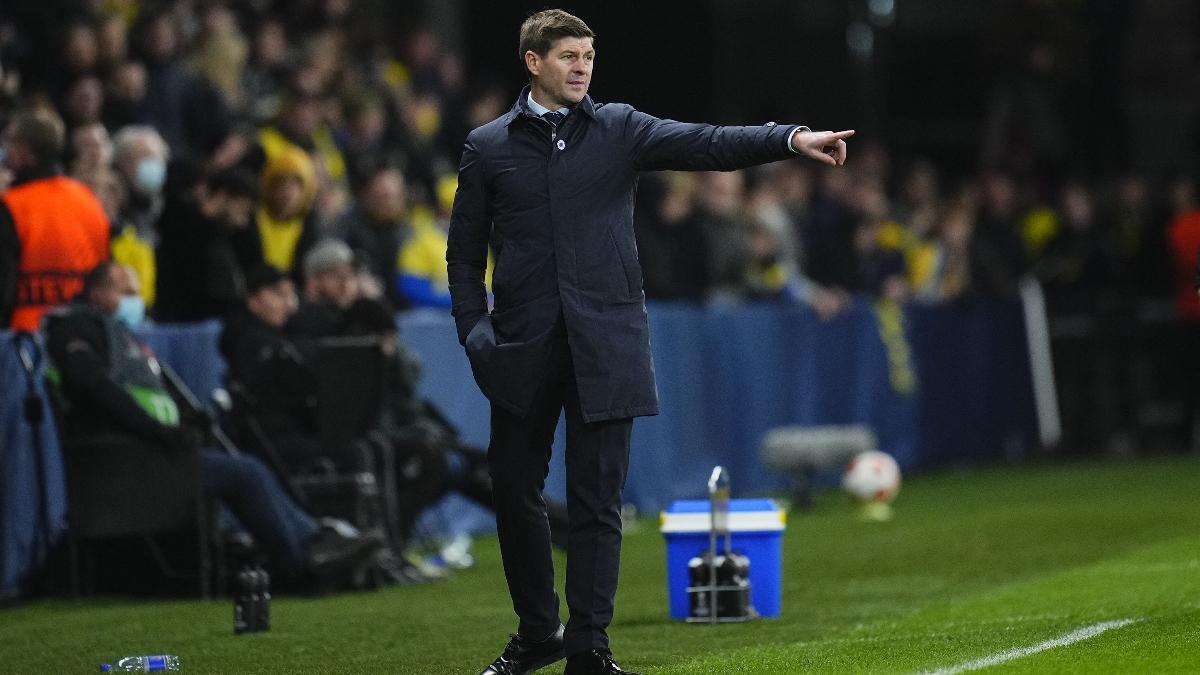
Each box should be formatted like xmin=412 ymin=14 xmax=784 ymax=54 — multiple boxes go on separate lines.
xmin=3 ymin=176 xmax=110 ymax=331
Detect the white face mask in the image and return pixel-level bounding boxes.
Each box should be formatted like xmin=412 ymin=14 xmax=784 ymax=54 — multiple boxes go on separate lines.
xmin=134 ymin=157 xmax=167 ymax=195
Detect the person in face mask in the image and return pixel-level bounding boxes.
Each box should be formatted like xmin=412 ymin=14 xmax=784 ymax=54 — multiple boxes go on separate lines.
xmin=43 ymin=261 xmax=385 ymax=586
xmin=109 ymin=125 xmax=171 ymax=310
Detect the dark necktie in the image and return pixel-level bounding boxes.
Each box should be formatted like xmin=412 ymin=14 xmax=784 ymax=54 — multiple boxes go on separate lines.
xmin=542 ymin=111 xmax=565 ymax=127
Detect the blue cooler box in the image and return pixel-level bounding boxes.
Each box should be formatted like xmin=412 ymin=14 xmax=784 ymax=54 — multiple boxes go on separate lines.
xmin=660 ymin=498 xmax=786 ymax=619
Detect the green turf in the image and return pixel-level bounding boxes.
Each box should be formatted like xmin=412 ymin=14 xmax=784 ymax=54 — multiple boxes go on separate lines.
xmin=3 ymin=457 xmax=1198 ymax=674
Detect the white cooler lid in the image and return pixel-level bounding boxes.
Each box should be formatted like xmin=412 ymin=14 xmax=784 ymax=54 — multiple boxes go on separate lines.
xmin=660 ymin=499 xmax=786 ymax=533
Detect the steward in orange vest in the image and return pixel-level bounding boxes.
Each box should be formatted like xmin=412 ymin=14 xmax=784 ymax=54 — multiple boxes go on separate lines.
xmin=1 ymin=109 xmax=110 ymax=331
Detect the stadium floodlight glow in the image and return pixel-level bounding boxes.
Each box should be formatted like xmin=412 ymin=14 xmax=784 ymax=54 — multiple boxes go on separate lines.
xmin=846 ymin=21 xmax=874 ymax=59
xmin=869 ymin=0 xmax=896 ymax=27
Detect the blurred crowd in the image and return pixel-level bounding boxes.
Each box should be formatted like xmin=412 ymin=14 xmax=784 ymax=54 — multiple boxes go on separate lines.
xmin=636 ymin=150 xmax=1198 ymax=318
xmin=2 ymin=2 xmax=1198 ymax=325
xmin=0 ymin=0 xmax=506 ymax=324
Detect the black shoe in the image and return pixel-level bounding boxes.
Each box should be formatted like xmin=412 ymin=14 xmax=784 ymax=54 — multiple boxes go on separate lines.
xmin=480 ymin=625 xmax=565 ymax=674
xmin=304 ymin=519 xmax=384 ymax=581
xmin=564 ymin=649 xmax=640 ymax=675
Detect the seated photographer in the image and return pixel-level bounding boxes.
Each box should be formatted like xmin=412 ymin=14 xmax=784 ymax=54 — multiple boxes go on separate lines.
xmin=44 ymin=262 xmax=383 ymax=587
xmin=293 ymin=240 xmax=570 ymax=547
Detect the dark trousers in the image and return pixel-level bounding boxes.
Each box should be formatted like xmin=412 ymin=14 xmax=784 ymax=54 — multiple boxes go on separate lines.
xmin=201 ymin=449 xmax=318 ymax=568
xmin=488 ymin=329 xmax=632 ymax=656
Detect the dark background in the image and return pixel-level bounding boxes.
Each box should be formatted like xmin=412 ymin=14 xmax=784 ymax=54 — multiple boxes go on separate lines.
xmin=440 ymin=0 xmax=1194 ymax=181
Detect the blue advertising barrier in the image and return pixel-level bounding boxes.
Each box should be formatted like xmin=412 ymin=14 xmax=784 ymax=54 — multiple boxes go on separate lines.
xmin=1 ymin=298 xmax=1036 ymax=580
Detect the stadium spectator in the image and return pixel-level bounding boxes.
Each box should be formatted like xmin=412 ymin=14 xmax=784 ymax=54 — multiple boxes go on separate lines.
xmin=911 ymin=200 xmax=974 ymax=303
xmin=1034 ymin=181 xmax=1104 ymax=313
xmin=219 ymin=264 xmax=320 ymax=465
xmin=257 ymin=86 xmax=348 ymax=205
xmin=801 ymin=167 xmax=860 ymax=301
xmin=66 ymin=122 xmax=113 ymax=192
xmin=338 ymin=165 xmax=458 ymax=307
xmin=339 ymin=167 xmax=413 ymax=309
xmin=894 ymin=159 xmax=941 ymax=244
xmin=109 ymin=126 xmax=170 ymax=307
xmin=395 ymin=200 xmax=454 ymax=309
xmin=95 ymin=13 xmax=129 ymax=72
xmin=633 ymin=173 xmax=710 ymax=301
xmin=743 ymin=171 xmax=797 ymax=299
xmin=972 ymin=168 xmax=1029 ymax=297
xmin=695 ymin=170 xmax=753 ymax=300
xmin=240 ymin=18 xmax=291 ymax=124
xmin=255 ymin=146 xmax=319 ymax=279
xmin=50 ymin=22 xmax=100 ymax=98
xmin=133 ymin=10 xmax=232 ymax=160
xmin=1100 ymin=172 xmax=1167 ymax=298
xmin=59 ymin=75 xmax=105 ymax=130
xmin=291 ymin=244 xmax=570 ymax=548
xmin=1167 ymin=176 xmax=1200 ymax=322
xmin=102 ymin=60 xmax=150 ymax=132
xmin=0 ymin=107 xmax=110 ymax=331
xmin=336 ymin=90 xmax=401 ymax=193
xmin=850 ymin=181 xmax=909 ymax=303
xmin=187 ymin=5 xmax=249 ymax=110
xmin=44 ymin=261 xmax=384 ymax=585
xmin=291 ymin=239 xmax=366 ymax=339
xmin=155 ymin=169 xmax=260 ymax=322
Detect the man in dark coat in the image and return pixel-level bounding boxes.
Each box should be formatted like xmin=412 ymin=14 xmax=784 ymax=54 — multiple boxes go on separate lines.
xmin=448 ymin=10 xmax=853 ymax=675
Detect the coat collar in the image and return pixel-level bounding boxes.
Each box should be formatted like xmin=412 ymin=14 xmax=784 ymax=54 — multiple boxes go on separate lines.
xmin=502 ymin=84 xmax=596 ymax=126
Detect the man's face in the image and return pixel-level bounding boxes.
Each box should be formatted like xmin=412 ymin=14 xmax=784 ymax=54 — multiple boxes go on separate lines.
xmin=72 ymin=123 xmax=112 ymax=167
xmin=1 ymin=124 xmax=32 ymax=174
xmin=364 ymin=171 xmax=405 ymax=223
xmin=248 ymin=280 xmax=298 ymax=328
xmin=527 ymin=37 xmax=594 ymax=108
xmin=309 ymin=263 xmax=358 ymax=309
xmin=266 ymin=174 xmax=306 ymax=219
xmin=283 ymin=100 xmax=321 ymax=139
xmin=92 ymin=265 xmax=137 ymax=314
xmin=223 ymin=195 xmax=255 ymax=229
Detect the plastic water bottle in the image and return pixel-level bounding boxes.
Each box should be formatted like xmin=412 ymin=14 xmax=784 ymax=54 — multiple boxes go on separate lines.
xmin=233 ymin=565 xmax=259 ymax=635
xmin=256 ymin=565 xmax=272 ymax=632
xmin=99 ymin=655 xmax=180 ymax=671
xmin=234 ymin=564 xmax=272 ymax=634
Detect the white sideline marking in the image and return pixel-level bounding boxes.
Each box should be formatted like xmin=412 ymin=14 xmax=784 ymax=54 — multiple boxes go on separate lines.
xmin=921 ymin=618 xmax=1140 ymax=675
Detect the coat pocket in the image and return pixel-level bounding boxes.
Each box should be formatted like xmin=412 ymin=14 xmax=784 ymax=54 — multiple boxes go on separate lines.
xmin=608 ymin=230 xmax=643 ymax=300
xmin=464 ymin=314 xmax=555 ymax=417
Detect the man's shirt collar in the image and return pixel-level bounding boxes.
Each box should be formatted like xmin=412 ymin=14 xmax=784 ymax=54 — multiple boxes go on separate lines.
xmin=526 ymin=92 xmax=569 ymax=118
xmin=503 ymin=85 xmax=595 ymax=126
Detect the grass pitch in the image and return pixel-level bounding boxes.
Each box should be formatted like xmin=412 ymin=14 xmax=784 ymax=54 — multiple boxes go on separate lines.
xmin=3 ymin=457 xmax=1199 ymax=673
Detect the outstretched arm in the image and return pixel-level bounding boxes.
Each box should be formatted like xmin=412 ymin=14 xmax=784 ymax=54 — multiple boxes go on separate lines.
xmin=626 ymin=107 xmax=854 ymax=172
xmin=446 ymin=135 xmax=493 ymax=345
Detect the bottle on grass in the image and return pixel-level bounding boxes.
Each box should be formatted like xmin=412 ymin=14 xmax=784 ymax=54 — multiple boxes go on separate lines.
xmin=99 ymin=655 xmax=181 ymax=672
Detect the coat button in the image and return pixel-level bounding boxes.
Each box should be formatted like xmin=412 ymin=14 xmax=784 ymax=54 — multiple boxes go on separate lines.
xmin=766 ymin=121 xmax=777 ymax=127
xmin=557 ymin=139 xmax=566 ymax=150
